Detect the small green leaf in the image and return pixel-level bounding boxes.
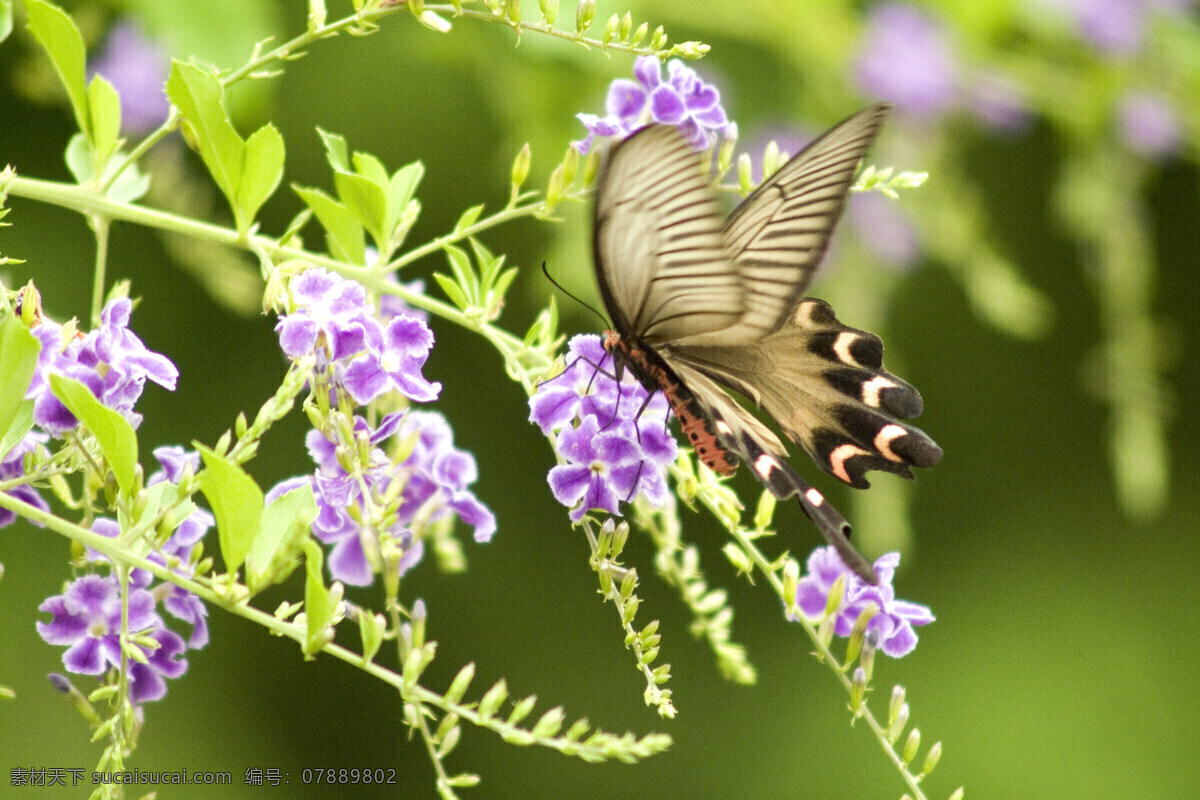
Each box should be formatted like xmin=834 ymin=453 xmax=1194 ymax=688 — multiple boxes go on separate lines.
xmin=302 ymin=537 xmax=339 ymax=657
xmin=316 ymin=128 xmax=349 ymax=172
xmin=166 ymin=61 xmax=244 ymax=215
xmin=433 ymin=273 xmax=469 ymax=311
xmin=0 ymin=0 xmax=14 ymax=43
xmin=24 ymin=0 xmax=89 ymax=139
xmin=49 ymin=374 xmax=138 ymax=496
xmin=334 ymin=171 xmax=387 ymax=248
xmin=453 ymin=204 xmax=485 ymax=235
xmin=293 ymin=185 xmax=365 ymax=265
xmin=442 ymin=244 xmax=477 ymax=300
xmin=351 ymin=151 xmax=389 ymax=191
xmin=388 ymin=162 xmax=424 ymax=212
xmin=236 ymin=123 xmax=285 ymax=227
xmin=0 ymin=315 xmax=41 ymax=442
xmin=0 ymin=400 xmax=34 ymax=462
xmin=245 ymin=481 xmax=316 ymax=594
xmin=196 ymin=443 xmax=263 ymax=574
xmin=87 ymin=74 xmax=122 ymax=172
xmin=491 ymin=267 xmax=519 ymax=304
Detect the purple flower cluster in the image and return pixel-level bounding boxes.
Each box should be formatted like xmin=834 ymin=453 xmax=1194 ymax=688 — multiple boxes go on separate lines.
xmin=270 ymin=410 xmax=494 ymax=586
xmin=1118 ymin=90 xmax=1183 ymax=160
xmin=574 ymin=56 xmax=731 ymax=153
xmin=276 ymin=269 xmax=440 ymax=405
xmin=36 ymin=447 xmax=213 ymax=702
xmin=37 ymin=575 xmax=188 ymax=704
xmin=795 ymin=546 xmax=933 ymax=658
xmin=529 ymin=335 xmax=677 ymax=523
xmin=853 ymin=3 xmax=1030 ymax=132
xmin=25 ymin=297 xmax=178 ymax=435
xmin=1040 ymin=0 xmax=1194 ymax=56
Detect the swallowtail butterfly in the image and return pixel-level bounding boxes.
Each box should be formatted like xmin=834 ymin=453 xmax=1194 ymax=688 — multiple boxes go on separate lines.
xmin=593 ymin=104 xmax=942 ymax=583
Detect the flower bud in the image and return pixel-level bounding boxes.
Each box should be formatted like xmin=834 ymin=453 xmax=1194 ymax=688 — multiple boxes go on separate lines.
xmin=575 ymin=0 xmax=595 ymax=34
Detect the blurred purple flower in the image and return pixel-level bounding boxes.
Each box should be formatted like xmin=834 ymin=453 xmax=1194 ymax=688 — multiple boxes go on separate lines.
xmin=1041 ymin=0 xmax=1194 ymax=55
xmin=89 ymin=20 xmax=171 ymax=135
xmin=795 ymin=546 xmax=934 ymax=658
xmin=968 ymin=72 xmax=1033 ymax=134
xmin=531 ymin=335 xmax=676 ymax=523
xmin=854 ymin=3 xmax=959 ymax=118
xmin=1117 ymin=91 xmax=1183 ymax=160
xmin=847 ymin=191 xmax=921 ymax=270
xmin=574 ymin=56 xmax=731 ymax=153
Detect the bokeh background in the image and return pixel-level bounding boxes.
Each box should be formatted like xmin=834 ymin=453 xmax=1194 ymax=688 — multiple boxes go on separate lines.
xmin=3 ymin=0 xmax=1200 ymax=797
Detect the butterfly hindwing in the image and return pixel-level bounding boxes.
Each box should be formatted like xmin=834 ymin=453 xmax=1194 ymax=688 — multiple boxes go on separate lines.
xmin=668 ymin=360 xmax=877 ymax=581
xmin=670 ymin=298 xmax=943 ymax=489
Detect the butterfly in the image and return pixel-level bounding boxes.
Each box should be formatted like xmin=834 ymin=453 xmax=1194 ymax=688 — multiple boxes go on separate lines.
xmin=592 ymin=104 xmax=942 ymax=583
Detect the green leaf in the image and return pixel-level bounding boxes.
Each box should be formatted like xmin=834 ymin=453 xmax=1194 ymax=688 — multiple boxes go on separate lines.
xmin=302 ymin=537 xmax=339 ymax=657
xmin=0 ymin=400 xmax=34 ymax=462
xmin=196 ymin=443 xmax=263 ymax=574
xmin=442 ymin=244 xmax=477 ymax=301
xmin=0 ymin=315 xmax=41 ymax=443
xmin=433 ymin=273 xmax=469 ymax=311
xmin=245 ymin=481 xmax=316 ymax=594
xmin=388 ymin=162 xmax=425 ymax=215
xmin=351 ymin=151 xmax=389 ymax=191
xmin=453 ymin=204 xmax=485 ymax=235
xmin=48 ymin=374 xmax=138 ymax=496
xmin=24 ymin=0 xmax=89 ymax=139
xmin=237 ymin=123 xmax=285 ymax=226
xmin=491 ymin=267 xmax=519 ymax=304
xmin=293 ymin=185 xmax=365 ymax=265
xmin=87 ymin=75 xmax=122 ymax=172
xmin=334 ymin=171 xmax=387 ymax=247
xmin=0 ymin=0 xmax=14 ymax=43
xmin=166 ymin=61 xmax=244 ymax=216
xmin=316 ymin=127 xmax=349 ymax=173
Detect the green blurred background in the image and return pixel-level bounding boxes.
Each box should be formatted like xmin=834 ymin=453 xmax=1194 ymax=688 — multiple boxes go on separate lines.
xmin=2 ymin=0 xmax=1199 ymax=797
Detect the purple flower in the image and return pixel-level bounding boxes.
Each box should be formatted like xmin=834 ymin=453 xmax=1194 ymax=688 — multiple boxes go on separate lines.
xmin=847 ymin=192 xmax=921 ymax=270
xmin=531 ymin=335 xmax=677 ymax=523
xmin=25 ymin=298 xmax=177 ymax=434
xmin=795 ymin=546 xmax=934 ymax=658
xmin=0 ymin=432 xmax=49 ymax=529
xmin=276 ymin=409 xmax=493 ymax=586
xmin=967 ymin=72 xmax=1033 ymax=134
xmin=37 ymin=575 xmax=160 ymax=675
xmin=275 ymin=269 xmax=441 ymax=405
xmin=1117 ymin=91 xmax=1183 ymax=160
xmin=89 ymin=20 xmax=170 ymax=134
xmin=574 ymin=56 xmax=731 ymax=153
xmin=127 ymin=628 xmax=188 ymax=703
xmin=854 ymin=3 xmax=959 ymax=118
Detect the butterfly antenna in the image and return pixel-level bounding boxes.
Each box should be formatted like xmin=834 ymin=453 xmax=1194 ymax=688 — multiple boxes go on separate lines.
xmin=541 ymin=261 xmax=610 ymax=329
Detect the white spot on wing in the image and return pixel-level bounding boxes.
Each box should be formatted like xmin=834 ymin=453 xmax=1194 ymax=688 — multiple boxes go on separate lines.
xmin=805 ymin=488 xmax=824 ymax=507
xmin=754 ymin=454 xmax=777 ymax=480
xmin=833 ymin=332 xmax=860 ymax=366
xmin=793 ymin=301 xmax=815 ymax=327
xmin=861 ymin=375 xmax=898 ymax=408
xmin=716 ymin=420 xmax=733 ymax=435
xmin=875 ymin=424 xmax=907 ymax=462
xmin=830 ymin=443 xmax=870 ymax=484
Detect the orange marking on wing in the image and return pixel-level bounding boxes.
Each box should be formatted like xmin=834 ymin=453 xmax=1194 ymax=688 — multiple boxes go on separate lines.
xmin=874 ymin=424 xmax=907 ymax=462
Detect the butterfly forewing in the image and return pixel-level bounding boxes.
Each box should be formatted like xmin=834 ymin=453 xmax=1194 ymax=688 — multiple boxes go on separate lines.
xmin=594 ymin=125 xmax=743 ymax=345
xmin=700 ymin=104 xmax=890 ymax=345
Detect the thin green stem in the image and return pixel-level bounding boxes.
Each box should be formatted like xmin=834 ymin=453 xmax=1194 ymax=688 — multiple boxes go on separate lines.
xmin=89 ymin=215 xmax=111 ymax=328
xmin=677 ymin=470 xmax=929 ymax=800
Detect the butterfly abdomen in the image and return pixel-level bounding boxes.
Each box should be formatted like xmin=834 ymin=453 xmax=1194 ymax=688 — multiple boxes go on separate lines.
xmin=604 ymin=331 xmax=741 ymax=476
